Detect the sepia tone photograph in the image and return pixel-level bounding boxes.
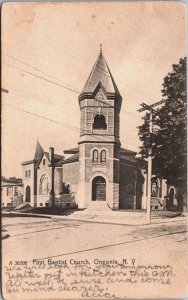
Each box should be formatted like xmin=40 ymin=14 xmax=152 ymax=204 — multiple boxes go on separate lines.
xmin=1 ymin=1 xmax=187 ymax=299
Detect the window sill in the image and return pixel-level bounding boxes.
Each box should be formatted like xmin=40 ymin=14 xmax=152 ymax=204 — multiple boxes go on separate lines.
xmin=92 ymin=162 xmax=107 ymax=165
xmin=92 ymin=130 xmax=107 ymax=134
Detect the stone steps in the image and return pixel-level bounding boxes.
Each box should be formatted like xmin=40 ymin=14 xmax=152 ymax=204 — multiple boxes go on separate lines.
xmin=14 ymin=203 xmax=31 ymax=210
xmin=151 ymin=198 xmax=163 ymax=210
xmin=86 ymin=201 xmax=111 ymax=211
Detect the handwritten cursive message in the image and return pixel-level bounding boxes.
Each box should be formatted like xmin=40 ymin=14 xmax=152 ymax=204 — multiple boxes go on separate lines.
xmin=4 ymin=259 xmax=174 ymax=299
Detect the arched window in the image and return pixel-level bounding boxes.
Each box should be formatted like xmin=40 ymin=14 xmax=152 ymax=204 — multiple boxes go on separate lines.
xmin=92 ymin=150 xmax=98 ymax=163
xmin=93 ymin=114 xmax=107 ymax=130
xmin=39 ymin=175 xmax=49 ymax=195
xmin=101 ymin=150 xmax=106 ymax=162
xmin=151 ymin=177 xmax=158 ymax=197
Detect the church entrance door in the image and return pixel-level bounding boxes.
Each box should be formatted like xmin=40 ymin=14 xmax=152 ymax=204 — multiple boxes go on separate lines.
xmin=92 ymin=176 xmax=106 ymax=201
xmin=25 ymin=185 xmax=31 ymax=202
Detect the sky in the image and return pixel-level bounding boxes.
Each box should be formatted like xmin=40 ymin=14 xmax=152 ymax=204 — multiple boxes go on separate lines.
xmin=1 ymin=1 xmax=186 ymax=178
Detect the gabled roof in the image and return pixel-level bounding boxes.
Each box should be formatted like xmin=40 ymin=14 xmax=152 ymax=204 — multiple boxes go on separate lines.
xmin=120 ymin=147 xmax=138 ymax=164
xmin=44 ymin=152 xmax=63 ymax=162
xmin=79 ymin=49 xmax=121 ymax=98
xmin=64 ymin=147 xmax=79 ymax=154
xmin=34 ymin=141 xmax=44 ymax=162
xmin=63 ymin=152 xmax=79 ymax=164
xmin=54 ymin=160 xmax=64 ymax=167
xmin=35 ymin=151 xmax=64 ymax=168
xmin=22 ymin=141 xmax=64 ymax=168
xmin=35 ymin=151 xmax=50 ymax=168
xmin=120 ymin=148 xmax=137 ymax=156
xmin=21 ymin=159 xmax=35 ymax=166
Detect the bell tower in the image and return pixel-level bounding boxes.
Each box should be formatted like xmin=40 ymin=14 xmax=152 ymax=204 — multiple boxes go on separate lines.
xmin=77 ymin=46 xmax=122 ymax=209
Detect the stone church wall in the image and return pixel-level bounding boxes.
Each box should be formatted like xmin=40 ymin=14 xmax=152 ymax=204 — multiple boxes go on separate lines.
xmin=119 ymin=162 xmax=137 ymax=209
xmin=63 ymin=162 xmax=79 ymax=197
xmin=36 ymin=155 xmax=52 ymax=207
xmin=54 ymin=168 xmax=63 ymax=195
xmin=22 ymin=163 xmax=35 ymax=207
xmin=78 ymin=142 xmax=120 ymax=209
xmin=80 ymin=96 xmax=116 ymax=137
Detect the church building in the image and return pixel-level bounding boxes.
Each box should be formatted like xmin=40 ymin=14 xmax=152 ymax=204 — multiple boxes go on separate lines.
xmin=22 ymin=48 xmax=157 ymax=210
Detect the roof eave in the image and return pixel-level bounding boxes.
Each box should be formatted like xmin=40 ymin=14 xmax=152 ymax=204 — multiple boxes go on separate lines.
xmin=64 ymin=148 xmax=79 ymax=154
xmin=21 ymin=160 xmax=35 ymax=166
xmin=63 ymin=158 xmax=79 ymax=164
xmin=78 ymin=91 xmax=122 ymax=102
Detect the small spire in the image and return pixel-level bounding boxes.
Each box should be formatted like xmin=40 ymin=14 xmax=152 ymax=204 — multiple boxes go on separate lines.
xmin=100 ymin=43 xmax=102 ymax=53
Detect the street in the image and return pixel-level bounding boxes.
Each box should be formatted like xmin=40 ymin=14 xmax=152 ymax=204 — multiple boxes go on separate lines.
xmin=2 ymin=216 xmax=187 ymax=260
xmin=1 ymin=215 xmax=187 ymax=299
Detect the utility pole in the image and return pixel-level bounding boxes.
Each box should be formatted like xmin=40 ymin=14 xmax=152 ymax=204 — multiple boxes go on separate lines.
xmin=147 ymin=111 xmax=153 ymax=223
xmin=138 ymin=99 xmax=166 ymax=224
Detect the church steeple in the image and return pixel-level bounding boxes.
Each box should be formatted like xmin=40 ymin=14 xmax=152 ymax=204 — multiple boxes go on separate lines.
xmin=100 ymin=43 xmax=102 ymax=54
xmin=79 ymin=47 xmax=122 ymax=101
xmin=77 ymin=48 xmax=122 ymax=210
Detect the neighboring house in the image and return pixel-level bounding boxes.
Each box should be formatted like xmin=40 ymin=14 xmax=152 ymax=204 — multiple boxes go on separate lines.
xmin=21 ymin=48 xmax=169 ymax=210
xmin=1 ymin=179 xmax=23 ymax=207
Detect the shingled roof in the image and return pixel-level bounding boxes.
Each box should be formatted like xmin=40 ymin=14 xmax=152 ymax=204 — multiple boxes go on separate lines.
xmin=63 ymin=147 xmax=79 ymax=154
xmin=63 ymin=152 xmax=79 ymax=164
xmin=79 ymin=48 xmax=121 ymax=99
xmin=22 ymin=141 xmax=64 ymax=167
xmin=34 ymin=141 xmax=44 ymax=162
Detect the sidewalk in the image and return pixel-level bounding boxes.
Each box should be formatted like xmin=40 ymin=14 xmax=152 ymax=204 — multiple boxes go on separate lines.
xmin=3 ymin=210 xmax=187 ymax=226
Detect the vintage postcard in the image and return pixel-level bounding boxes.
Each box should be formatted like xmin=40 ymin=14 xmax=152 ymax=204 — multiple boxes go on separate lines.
xmin=1 ymin=1 xmax=187 ymax=299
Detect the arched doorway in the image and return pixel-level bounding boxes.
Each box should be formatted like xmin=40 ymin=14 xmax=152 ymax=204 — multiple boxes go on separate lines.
xmin=92 ymin=176 xmax=106 ymax=201
xmin=169 ymin=187 xmax=175 ymax=207
xmin=25 ymin=186 xmax=31 ymax=202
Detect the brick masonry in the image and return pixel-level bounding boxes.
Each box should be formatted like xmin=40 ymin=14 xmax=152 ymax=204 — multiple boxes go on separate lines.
xmin=21 ymin=50 xmax=149 ymax=210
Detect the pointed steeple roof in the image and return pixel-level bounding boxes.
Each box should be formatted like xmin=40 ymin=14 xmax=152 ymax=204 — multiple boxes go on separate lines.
xmin=34 ymin=141 xmax=44 ymax=162
xmin=79 ymin=46 xmax=121 ymax=99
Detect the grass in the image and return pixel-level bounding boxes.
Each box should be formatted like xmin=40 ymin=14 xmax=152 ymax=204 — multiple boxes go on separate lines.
xmin=20 ymin=206 xmax=80 ymax=215
xmin=1 ymin=205 xmax=85 ymax=217
xmin=1 ymin=206 xmax=183 ymax=218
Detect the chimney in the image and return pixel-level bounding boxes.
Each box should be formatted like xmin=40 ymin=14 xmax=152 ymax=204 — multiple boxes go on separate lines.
xmin=49 ymin=147 xmax=54 ymax=163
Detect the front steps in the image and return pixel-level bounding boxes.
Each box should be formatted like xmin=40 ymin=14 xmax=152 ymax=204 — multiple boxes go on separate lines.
xmin=14 ymin=203 xmax=31 ymax=210
xmin=151 ymin=197 xmax=163 ymax=210
xmin=86 ymin=201 xmax=111 ymax=211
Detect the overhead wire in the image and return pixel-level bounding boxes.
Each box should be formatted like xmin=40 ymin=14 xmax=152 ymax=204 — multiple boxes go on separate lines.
xmin=43 ymin=35 xmax=153 ymax=100
xmin=42 ymin=37 xmax=111 ymax=78
xmin=3 ymin=53 xmax=80 ymax=93
xmin=3 ymin=49 xmax=142 ymax=149
xmin=3 ymin=35 xmax=156 ymax=111
xmin=4 ymin=88 xmax=139 ymax=149
xmin=3 ymin=62 xmax=79 ymax=94
xmin=3 ymin=56 xmax=141 ymax=120
xmin=3 ymin=102 xmax=139 ymax=150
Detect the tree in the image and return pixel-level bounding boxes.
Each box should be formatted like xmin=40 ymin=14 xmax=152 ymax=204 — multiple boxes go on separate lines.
xmin=138 ymin=57 xmax=187 ymax=187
